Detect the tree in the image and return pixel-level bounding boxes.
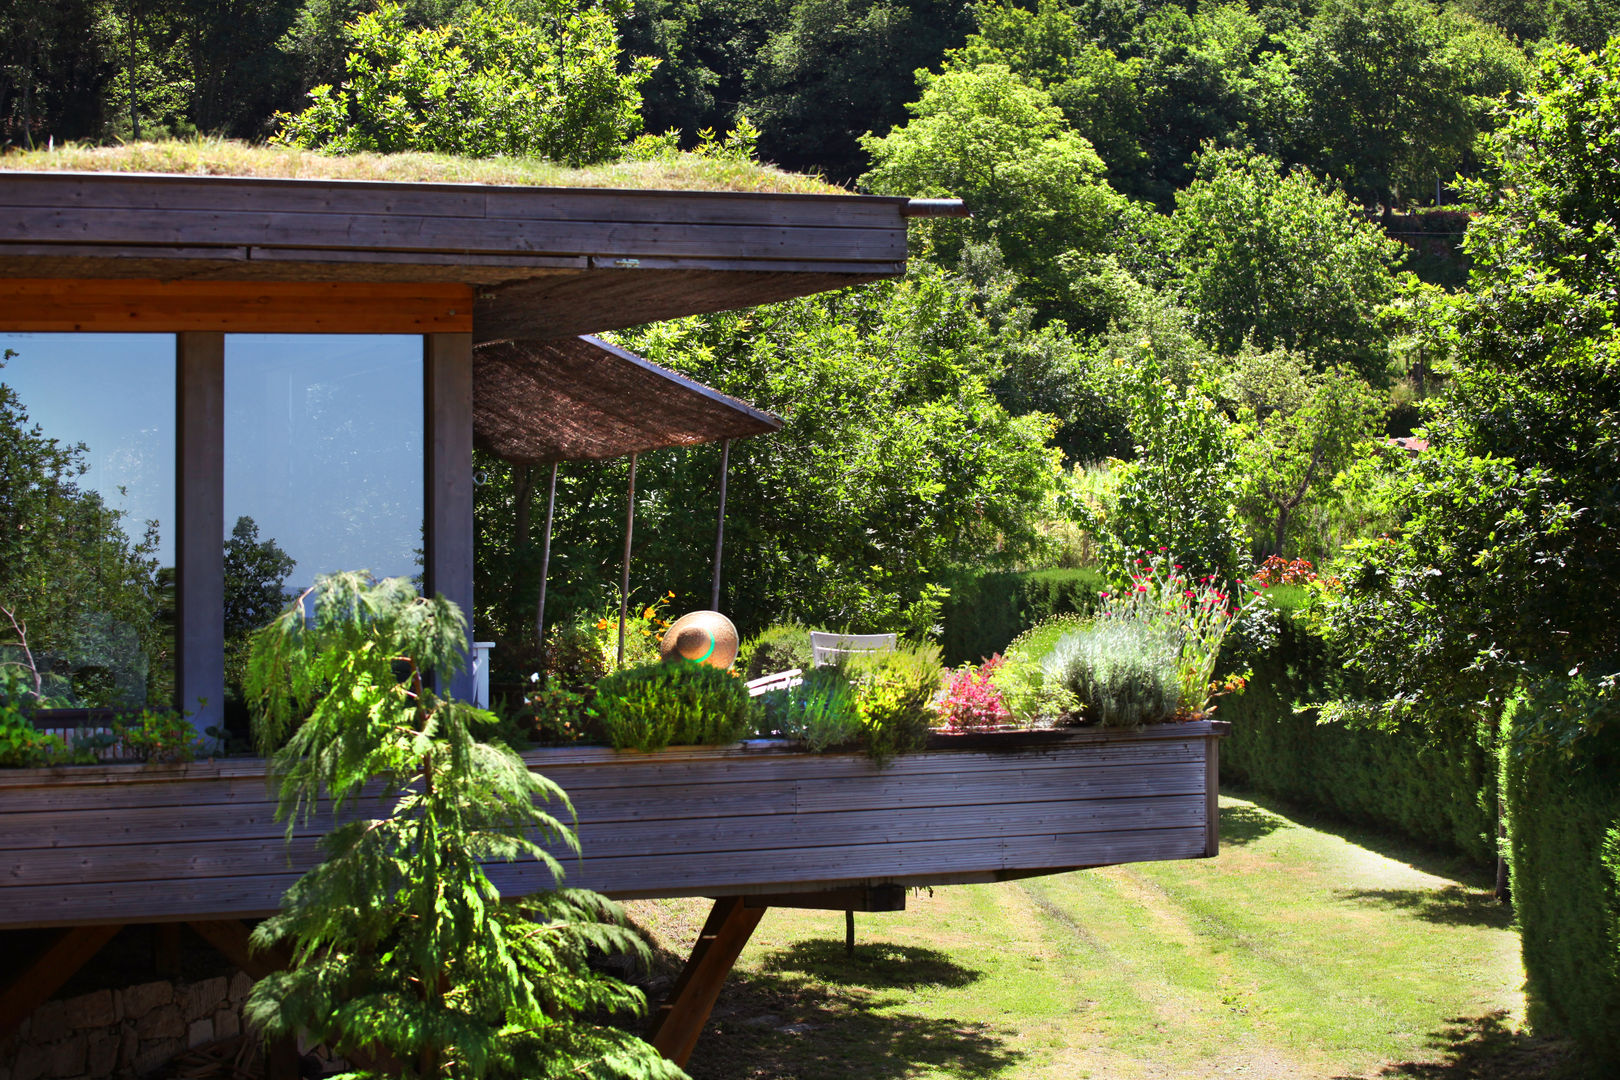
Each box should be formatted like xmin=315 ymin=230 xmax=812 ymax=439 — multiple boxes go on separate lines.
xmin=860 ymin=64 xmax=1128 ymax=329
xmin=1320 ymin=42 xmax=1620 ymax=742
xmin=244 ymin=573 xmax=681 ymax=1080
xmin=1224 ymin=351 xmax=1386 ymax=558
xmin=1286 ymin=0 xmax=1528 ymax=209
xmin=0 ymin=350 xmax=166 ymax=708
xmin=275 ymin=0 xmax=654 ymax=164
xmin=1167 ymin=148 xmax=1405 ymax=382
xmin=474 ymin=272 xmax=1062 ymax=646
xmin=742 ymin=0 xmax=975 ymax=183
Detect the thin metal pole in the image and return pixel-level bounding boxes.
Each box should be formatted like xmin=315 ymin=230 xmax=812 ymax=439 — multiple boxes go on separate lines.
xmin=618 ymin=453 xmax=637 ymax=669
xmin=711 ymin=438 xmax=731 ymax=611
xmin=534 ymin=462 xmax=558 ymax=656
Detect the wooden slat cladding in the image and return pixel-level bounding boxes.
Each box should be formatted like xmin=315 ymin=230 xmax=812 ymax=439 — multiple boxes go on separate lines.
xmin=0 ymin=174 xmax=908 ymax=269
xmin=0 ymin=278 xmax=473 ymax=333
xmin=0 ymin=725 xmax=1225 ymax=929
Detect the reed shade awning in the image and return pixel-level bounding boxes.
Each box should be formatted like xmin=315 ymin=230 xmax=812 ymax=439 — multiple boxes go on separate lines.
xmin=472 ymin=335 xmax=781 ymax=464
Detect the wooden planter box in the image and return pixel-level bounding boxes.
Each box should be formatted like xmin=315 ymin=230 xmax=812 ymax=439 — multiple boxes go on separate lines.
xmin=0 ymin=722 xmax=1224 ymax=930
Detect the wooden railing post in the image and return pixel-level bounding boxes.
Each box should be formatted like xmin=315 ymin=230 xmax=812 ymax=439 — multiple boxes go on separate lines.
xmin=649 ymin=897 xmax=765 ymax=1067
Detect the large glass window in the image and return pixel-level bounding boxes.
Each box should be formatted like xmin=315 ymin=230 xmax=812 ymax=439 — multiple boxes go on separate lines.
xmin=222 ymin=335 xmax=423 ymax=712
xmin=0 ymin=333 xmax=176 ymax=710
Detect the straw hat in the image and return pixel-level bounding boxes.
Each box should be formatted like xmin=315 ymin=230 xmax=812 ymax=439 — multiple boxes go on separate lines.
xmin=659 ymin=610 xmax=740 ymax=669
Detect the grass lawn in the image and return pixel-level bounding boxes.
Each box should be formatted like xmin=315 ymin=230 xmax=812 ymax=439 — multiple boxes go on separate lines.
xmin=622 ymin=791 xmax=1591 ymax=1080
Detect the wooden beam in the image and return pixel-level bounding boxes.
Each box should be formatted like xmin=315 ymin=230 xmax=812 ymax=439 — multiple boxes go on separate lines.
xmin=741 ymin=885 xmax=905 ymax=912
xmin=1205 ymin=732 xmax=1221 ymax=858
xmin=187 ymin=919 xmax=290 ymax=980
xmin=0 ymin=924 xmax=121 ymax=1037
xmin=0 ymin=278 xmax=473 ymax=333
xmin=649 ymin=897 xmax=765 ymax=1067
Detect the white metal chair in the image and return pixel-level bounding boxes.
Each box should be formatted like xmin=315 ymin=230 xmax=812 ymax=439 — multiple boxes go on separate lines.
xmin=810 ymin=631 xmax=897 ymax=667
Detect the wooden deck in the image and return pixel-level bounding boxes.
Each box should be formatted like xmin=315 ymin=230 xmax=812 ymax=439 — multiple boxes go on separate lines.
xmin=0 ymin=723 xmax=1224 ymax=930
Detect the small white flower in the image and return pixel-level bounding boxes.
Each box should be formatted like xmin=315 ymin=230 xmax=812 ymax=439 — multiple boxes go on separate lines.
xmin=529 ymin=671 xmax=541 ymax=683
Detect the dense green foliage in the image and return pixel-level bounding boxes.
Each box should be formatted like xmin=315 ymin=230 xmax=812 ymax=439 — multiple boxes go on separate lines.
xmin=759 ymin=664 xmax=862 ymax=750
xmin=844 ymin=643 xmax=942 ymax=765
xmin=939 ymin=567 xmax=1105 ymax=666
xmin=1504 ymin=699 xmax=1620 ymax=1062
xmin=1321 ymin=43 xmax=1620 ymax=742
xmin=1044 ymin=620 xmax=1181 ymax=727
xmin=740 ymin=622 xmax=814 ymax=681
xmin=244 ymin=573 xmax=678 ymax=1079
xmin=588 ymin=660 xmax=754 ymax=751
xmin=1219 ymin=596 xmax=1500 ymax=867
xmin=275 ymin=1 xmax=651 ymax=163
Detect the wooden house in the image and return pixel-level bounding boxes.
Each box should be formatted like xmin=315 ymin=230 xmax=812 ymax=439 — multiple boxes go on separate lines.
xmin=0 ymin=158 xmax=1225 ymax=1070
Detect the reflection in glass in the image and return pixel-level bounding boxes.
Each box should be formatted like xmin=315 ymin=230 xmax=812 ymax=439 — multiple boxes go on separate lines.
xmin=0 ymin=333 xmax=176 ymax=710
xmin=223 ymin=335 xmax=423 ymax=719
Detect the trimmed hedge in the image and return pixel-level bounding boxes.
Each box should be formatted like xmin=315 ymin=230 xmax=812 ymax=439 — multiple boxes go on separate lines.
xmin=940 ymin=568 xmax=1107 ymax=666
xmin=1218 ymin=595 xmax=1499 ymax=869
xmin=1504 ymin=716 xmax=1620 ymax=1065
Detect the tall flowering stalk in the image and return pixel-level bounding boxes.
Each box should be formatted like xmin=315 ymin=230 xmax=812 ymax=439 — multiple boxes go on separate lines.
xmin=1097 ymin=551 xmax=1262 ymax=718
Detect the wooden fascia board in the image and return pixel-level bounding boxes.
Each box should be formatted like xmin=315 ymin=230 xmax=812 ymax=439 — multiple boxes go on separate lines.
xmin=0 ymin=278 xmax=474 ymax=333
xmin=0 ymin=172 xmax=910 ymax=268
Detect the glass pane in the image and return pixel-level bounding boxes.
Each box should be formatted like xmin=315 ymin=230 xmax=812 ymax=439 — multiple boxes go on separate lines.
xmin=0 ymin=333 xmax=176 ymax=710
xmin=223 ymin=335 xmax=423 ymax=705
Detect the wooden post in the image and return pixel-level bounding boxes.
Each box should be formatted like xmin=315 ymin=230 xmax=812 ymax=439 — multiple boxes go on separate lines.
xmin=711 ymin=438 xmax=730 ymax=611
xmin=649 ymin=897 xmax=765 ymax=1067
xmin=425 ymin=333 xmax=475 ymax=700
xmin=618 ymin=453 xmax=637 ymax=669
xmin=176 ymin=332 xmax=224 ymax=744
xmin=1205 ymin=732 xmax=1221 ymax=857
xmin=535 ymin=462 xmax=559 ymax=656
xmin=845 ymin=909 xmax=855 ymax=957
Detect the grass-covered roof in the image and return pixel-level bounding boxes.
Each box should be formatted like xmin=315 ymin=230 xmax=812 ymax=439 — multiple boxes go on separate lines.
xmin=0 ymin=138 xmax=848 ymax=195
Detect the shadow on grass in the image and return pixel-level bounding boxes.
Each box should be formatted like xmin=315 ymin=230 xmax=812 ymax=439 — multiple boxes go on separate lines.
xmin=686 ymin=963 xmax=1022 ymax=1080
xmin=1222 ymin=786 xmax=1497 ymax=886
xmin=1333 ymin=885 xmax=1514 ymax=929
xmin=756 ymin=939 xmax=983 ymax=990
xmin=1333 ymin=1012 xmax=1593 ymax=1080
xmin=1219 ymin=800 xmax=1291 ymax=847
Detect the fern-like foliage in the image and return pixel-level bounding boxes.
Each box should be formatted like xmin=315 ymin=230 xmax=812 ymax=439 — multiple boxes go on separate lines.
xmin=243 ymin=572 xmax=684 ymax=1080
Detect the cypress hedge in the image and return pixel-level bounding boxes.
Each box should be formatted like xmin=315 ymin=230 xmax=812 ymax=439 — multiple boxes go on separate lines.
xmin=939 ymin=568 xmax=1106 ymax=665
xmin=1504 ymin=710 xmax=1620 ymax=1065
xmin=1217 ymin=593 xmax=1499 ymax=869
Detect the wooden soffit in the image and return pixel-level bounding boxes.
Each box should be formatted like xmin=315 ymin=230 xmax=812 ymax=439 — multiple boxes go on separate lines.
xmin=474 ymin=335 xmax=780 ymax=463
xmin=0 ymin=172 xmax=914 ymax=341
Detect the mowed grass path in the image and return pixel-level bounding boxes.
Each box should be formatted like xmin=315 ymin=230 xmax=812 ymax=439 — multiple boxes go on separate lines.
xmin=624 ymin=792 xmax=1585 ymax=1080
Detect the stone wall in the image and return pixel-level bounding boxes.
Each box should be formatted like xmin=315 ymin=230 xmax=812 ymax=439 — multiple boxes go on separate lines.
xmin=1 ymin=971 xmax=253 ymax=1080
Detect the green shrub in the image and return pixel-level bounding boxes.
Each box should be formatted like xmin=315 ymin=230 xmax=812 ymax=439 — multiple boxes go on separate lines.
xmin=990 ymin=615 xmax=1087 ymax=725
xmin=847 ymin=644 xmax=943 ymax=765
xmin=940 ymin=568 xmax=1108 ymax=666
xmin=590 ymin=662 xmax=754 ymax=752
xmin=763 ymin=666 xmax=863 ymax=750
xmin=741 ymin=622 xmax=813 ymax=681
xmin=112 ymin=708 xmax=198 ymax=764
xmin=1044 ymin=621 xmax=1181 ymax=727
xmin=1504 ymin=695 xmax=1620 ymax=1066
xmin=1218 ymin=590 xmax=1499 ymax=867
xmin=0 ymin=710 xmax=71 ymax=767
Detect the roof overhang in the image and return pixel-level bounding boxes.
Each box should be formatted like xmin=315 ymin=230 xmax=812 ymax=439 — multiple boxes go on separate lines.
xmin=474 ymin=335 xmax=780 ymax=463
xmin=0 ymin=172 xmax=916 ymax=340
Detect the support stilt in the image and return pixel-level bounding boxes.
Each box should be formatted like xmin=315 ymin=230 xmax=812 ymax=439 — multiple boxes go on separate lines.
xmin=0 ymin=924 xmax=121 ymax=1037
xmin=649 ymin=897 xmax=766 ymax=1067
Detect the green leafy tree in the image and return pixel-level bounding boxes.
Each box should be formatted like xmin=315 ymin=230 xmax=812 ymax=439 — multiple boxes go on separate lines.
xmin=0 ymin=351 xmax=166 ymax=708
xmin=275 ymin=0 xmax=653 ymax=164
xmin=1085 ymin=348 xmax=1250 ymax=585
xmin=1224 ymin=351 xmax=1387 ymax=558
xmin=860 ymin=64 xmax=1129 ymax=329
xmin=244 ymin=572 xmax=682 ymax=1080
xmin=742 ymin=0 xmax=974 ymax=183
xmin=1285 ymin=0 xmax=1528 ymax=209
xmin=474 ymin=272 xmax=1062 ymax=646
xmin=1320 ymin=42 xmax=1620 ymax=742
xmin=1167 ymin=148 xmax=1406 ymax=382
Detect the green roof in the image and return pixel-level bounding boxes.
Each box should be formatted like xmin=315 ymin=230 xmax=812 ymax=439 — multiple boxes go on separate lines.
xmin=0 ymin=138 xmax=847 ymax=195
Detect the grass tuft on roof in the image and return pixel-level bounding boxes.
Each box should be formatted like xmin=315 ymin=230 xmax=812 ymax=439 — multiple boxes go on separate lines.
xmin=0 ymin=137 xmax=848 ymax=195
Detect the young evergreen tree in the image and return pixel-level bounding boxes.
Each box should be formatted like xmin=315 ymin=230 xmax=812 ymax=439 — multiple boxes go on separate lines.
xmin=244 ymin=572 xmax=683 ymax=1080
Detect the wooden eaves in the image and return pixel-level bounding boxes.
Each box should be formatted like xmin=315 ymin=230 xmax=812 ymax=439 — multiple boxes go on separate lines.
xmin=0 ymin=171 xmax=952 ymax=339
